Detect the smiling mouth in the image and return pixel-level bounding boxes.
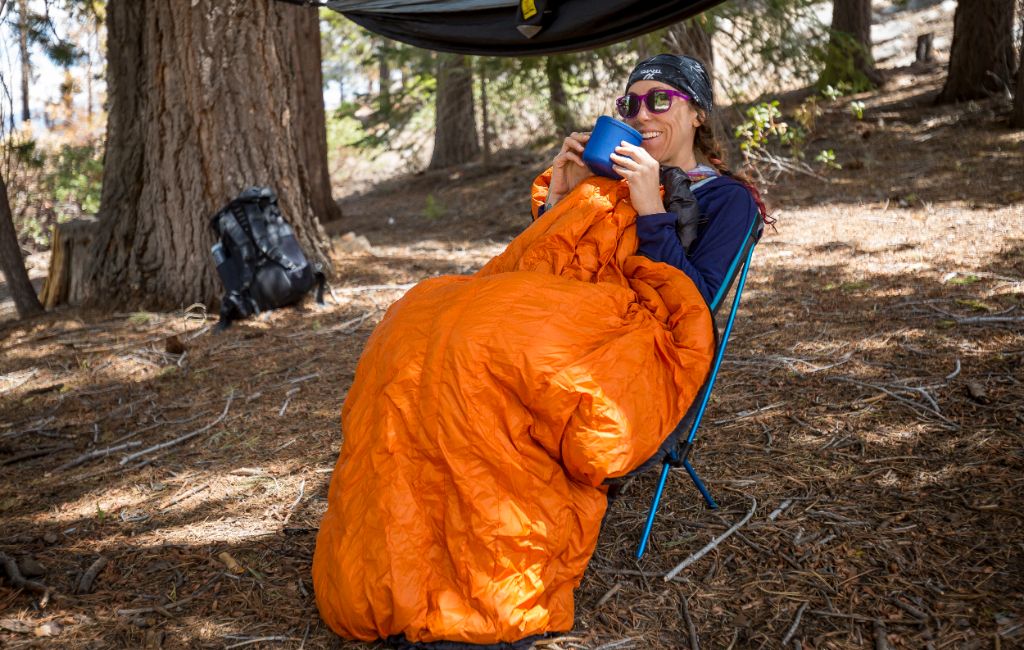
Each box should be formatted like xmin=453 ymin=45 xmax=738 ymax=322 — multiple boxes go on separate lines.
xmin=641 ymin=131 xmax=662 ymax=141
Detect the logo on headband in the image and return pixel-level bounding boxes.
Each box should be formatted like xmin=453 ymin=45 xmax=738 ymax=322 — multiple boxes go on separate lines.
xmin=640 ymin=67 xmax=662 ymax=80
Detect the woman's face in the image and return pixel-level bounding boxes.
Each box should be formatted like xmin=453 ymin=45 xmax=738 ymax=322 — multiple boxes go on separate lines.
xmin=623 ymin=80 xmax=703 ymax=168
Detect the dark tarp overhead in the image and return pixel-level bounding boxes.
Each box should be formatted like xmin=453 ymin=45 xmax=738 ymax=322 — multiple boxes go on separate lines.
xmin=317 ymin=0 xmax=727 ymax=56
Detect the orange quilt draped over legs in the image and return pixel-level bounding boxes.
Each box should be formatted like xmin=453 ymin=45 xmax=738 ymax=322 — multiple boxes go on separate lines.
xmin=313 ymin=172 xmax=714 ymax=646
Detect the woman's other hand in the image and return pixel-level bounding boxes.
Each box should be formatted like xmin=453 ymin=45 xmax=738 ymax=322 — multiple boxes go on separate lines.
xmin=547 ymin=132 xmax=591 ymax=206
xmin=611 ymin=142 xmax=663 ymax=216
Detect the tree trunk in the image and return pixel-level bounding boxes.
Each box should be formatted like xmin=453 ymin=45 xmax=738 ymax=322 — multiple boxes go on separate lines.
xmin=820 ymin=0 xmax=882 ymax=89
xmin=663 ymin=17 xmax=714 ymax=73
xmin=378 ymin=41 xmax=392 ymax=118
xmin=545 ymin=56 xmax=575 ymax=137
xmin=291 ymin=6 xmax=343 ymax=226
xmin=429 ymin=53 xmax=479 ymax=170
xmin=0 ymin=173 xmax=43 ymax=318
xmin=75 ymin=0 xmax=334 ymax=310
xmin=1012 ymin=27 xmax=1024 ymax=128
xmin=480 ymin=64 xmax=491 ymax=163
xmin=17 ymin=0 xmax=31 ymax=124
xmin=937 ymin=0 xmax=1015 ymax=103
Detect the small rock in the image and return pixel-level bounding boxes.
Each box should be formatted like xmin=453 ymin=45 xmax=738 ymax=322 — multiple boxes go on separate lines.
xmin=335 ymin=231 xmax=373 ymax=255
xmin=42 ymin=532 xmax=58 ymax=545
xmin=966 ymin=381 xmax=990 ymax=404
xmin=130 ymin=616 xmax=156 ymax=629
xmin=33 ymin=621 xmax=61 ymax=637
xmin=18 ymin=557 xmax=45 ymax=578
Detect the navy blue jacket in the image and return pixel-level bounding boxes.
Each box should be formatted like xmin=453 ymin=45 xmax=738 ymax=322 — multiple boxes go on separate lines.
xmin=635 ymin=176 xmax=759 ymax=307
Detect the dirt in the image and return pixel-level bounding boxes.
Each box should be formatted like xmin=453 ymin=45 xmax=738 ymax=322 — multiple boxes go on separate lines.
xmin=1 ymin=63 xmax=1023 ymax=650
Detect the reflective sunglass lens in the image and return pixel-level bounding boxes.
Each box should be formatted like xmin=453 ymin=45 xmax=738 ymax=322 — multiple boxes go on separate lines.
xmin=649 ymin=91 xmax=672 ymax=112
xmin=616 ymin=95 xmax=639 ymax=118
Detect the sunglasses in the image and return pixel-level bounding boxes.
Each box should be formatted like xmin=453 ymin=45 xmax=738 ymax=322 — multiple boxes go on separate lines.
xmin=615 ymin=89 xmax=692 ymax=119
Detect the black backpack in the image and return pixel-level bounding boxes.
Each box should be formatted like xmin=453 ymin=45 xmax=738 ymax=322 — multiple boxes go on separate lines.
xmin=210 ymin=186 xmax=325 ymax=329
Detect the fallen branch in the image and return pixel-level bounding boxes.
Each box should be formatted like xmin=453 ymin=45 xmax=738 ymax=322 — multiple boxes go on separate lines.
xmin=592 ymin=638 xmax=638 ymax=650
xmin=119 ymin=392 xmax=234 ymax=465
xmin=288 ymin=478 xmax=306 ymax=510
xmin=944 ymin=358 xmax=961 ymax=381
xmin=781 ymin=602 xmax=808 ymax=645
xmin=768 ymin=499 xmax=794 ymax=522
xmin=160 ymin=483 xmax=210 ymax=511
xmin=807 ymin=609 xmax=917 ymax=626
xmin=224 ymin=637 xmax=295 ymax=649
xmin=279 ymin=387 xmax=299 ymax=417
xmin=76 ymin=556 xmax=108 ymax=594
xmin=711 ymin=401 xmax=786 ymax=425
xmin=681 ymin=595 xmax=699 ymax=650
xmin=828 ymin=377 xmax=958 ymax=428
xmin=874 ymin=620 xmax=889 ymax=650
xmin=116 ymin=574 xmax=220 ymax=616
xmin=0 ymin=552 xmax=54 ymax=604
xmin=0 ymin=552 xmax=46 ymax=593
xmin=57 ymin=441 xmax=143 ymax=471
xmin=941 ymin=270 xmax=1023 ymax=285
xmin=2 ymin=444 xmax=74 ymax=467
xmin=665 ymin=496 xmax=757 ymax=581
xmin=335 ymin=283 xmax=415 ymax=295
xmin=595 ymin=583 xmax=622 ymax=608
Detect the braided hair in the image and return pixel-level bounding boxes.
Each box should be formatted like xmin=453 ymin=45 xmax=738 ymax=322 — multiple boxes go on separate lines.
xmin=693 ymin=116 xmax=773 ymax=226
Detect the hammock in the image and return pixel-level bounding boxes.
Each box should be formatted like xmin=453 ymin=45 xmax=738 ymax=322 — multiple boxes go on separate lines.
xmin=286 ymin=0 xmax=725 ymax=55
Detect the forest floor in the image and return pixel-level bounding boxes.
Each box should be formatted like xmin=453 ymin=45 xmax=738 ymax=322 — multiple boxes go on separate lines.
xmin=1 ymin=63 xmax=1023 ymax=649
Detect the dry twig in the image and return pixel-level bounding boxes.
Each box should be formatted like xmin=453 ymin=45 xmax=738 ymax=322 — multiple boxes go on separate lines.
xmin=665 ymin=496 xmax=757 ymax=581
xmin=119 ymin=392 xmax=234 ymax=465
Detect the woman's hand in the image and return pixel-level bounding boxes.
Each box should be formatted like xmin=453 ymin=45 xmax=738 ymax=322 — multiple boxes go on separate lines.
xmin=547 ymin=132 xmax=591 ymax=206
xmin=610 ymin=142 xmax=663 ymax=216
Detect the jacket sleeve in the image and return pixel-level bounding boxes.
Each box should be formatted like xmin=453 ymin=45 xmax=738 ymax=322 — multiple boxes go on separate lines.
xmin=636 ymin=185 xmax=758 ymax=307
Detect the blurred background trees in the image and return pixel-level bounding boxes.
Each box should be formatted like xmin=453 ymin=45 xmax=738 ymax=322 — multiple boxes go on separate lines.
xmin=0 ymin=0 xmax=1022 ymax=316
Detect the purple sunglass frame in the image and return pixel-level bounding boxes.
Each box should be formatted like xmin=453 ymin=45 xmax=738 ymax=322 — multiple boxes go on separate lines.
xmin=615 ymin=89 xmax=692 ymax=119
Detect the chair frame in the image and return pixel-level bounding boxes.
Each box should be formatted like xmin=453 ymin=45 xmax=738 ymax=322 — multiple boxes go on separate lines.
xmin=636 ymin=216 xmax=763 ymax=559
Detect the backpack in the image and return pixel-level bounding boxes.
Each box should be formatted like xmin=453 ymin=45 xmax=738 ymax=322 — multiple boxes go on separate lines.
xmin=210 ymin=186 xmax=325 ymax=329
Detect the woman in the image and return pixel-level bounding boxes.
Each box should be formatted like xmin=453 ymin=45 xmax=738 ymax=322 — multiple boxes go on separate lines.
xmin=314 ymin=55 xmax=743 ymax=650
xmin=545 ymin=53 xmax=769 ymax=308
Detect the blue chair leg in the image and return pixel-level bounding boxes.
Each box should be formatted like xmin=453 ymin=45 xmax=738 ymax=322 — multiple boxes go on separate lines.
xmin=683 ymin=459 xmax=718 ymax=510
xmin=636 ymin=461 xmax=672 ymax=559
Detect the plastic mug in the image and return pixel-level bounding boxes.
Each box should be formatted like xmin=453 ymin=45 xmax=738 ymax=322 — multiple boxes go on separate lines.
xmin=582 ymin=115 xmax=643 ymax=180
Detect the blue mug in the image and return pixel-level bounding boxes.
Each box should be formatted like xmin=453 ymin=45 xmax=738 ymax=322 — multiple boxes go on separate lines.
xmin=582 ymin=115 xmax=643 ymax=180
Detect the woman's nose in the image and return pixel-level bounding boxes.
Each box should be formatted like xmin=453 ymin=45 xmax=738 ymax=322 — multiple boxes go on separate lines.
xmin=633 ymin=101 xmax=653 ymax=121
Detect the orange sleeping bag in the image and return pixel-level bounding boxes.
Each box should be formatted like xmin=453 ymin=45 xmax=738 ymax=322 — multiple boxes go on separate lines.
xmin=313 ymin=170 xmax=715 ymax=646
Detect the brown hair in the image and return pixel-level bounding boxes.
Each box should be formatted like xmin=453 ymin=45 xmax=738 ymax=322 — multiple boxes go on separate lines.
xmin=693 ymin=119 xmax=775 ymax=227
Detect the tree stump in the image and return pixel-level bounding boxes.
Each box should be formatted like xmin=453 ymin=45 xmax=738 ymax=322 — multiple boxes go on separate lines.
xmin=916 ymin=33 xmax=933 ymax=63
xmin=39 ymin=217 xmax=97 ymax=309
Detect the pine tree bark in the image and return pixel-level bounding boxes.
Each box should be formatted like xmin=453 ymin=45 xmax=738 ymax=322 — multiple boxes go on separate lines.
xmin=0 ymin=173 xmax=43 ymax=318
xmin=821 ymin=0 xmax=882 ymax=89
xmin=78 ymin=0 xmax=335 ymax=310
xmin=545 ymin=56 xmax=575 ymax=137
xmin=1012 ymin=32 xmax=1024 ymax=128
xmin=17 ymin=0 xmax=31 ymax=124
xmin=291 ymin=7 xmax=343 ymax=226
xmin=429 ymin=53 xmax=479 ymax=169
xmin=378 ymin=40 xmax=392 ymax=118
xmin=480 ymin=65 xmax=491 ymax=163
xmin=937 ymin=0 xmax=1015 ymax=103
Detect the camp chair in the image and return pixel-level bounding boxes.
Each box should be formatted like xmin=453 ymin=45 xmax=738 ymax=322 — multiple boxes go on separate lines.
xmin=635 ymin=212 xmax=763 ymax=559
